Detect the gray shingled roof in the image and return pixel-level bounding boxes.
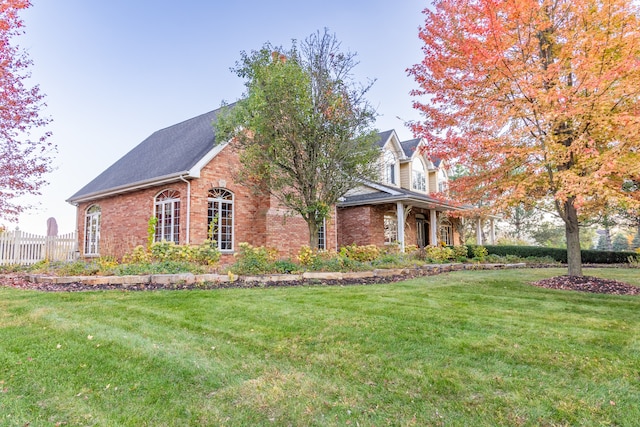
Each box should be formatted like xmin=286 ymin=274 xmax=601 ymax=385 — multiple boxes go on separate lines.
xmin=375 ymin=129 xmax=394 ymax=148
xmin=400 ymin=138 xmax=420 ymax=158
xmin=400 ymin=137 xmax=443 ymax=167
xmin=67 ymin=107 xmax=224 ymax=203
xmin=339 ymin=181 xmax=462 ymax=211
xmin=67 ymin=109 xmax=441 ymax=205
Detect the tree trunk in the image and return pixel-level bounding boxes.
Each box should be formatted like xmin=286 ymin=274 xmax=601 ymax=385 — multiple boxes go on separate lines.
xmin=563 ymin=199 xmax=582 ymax=277
xmin=307 ymin=219 xmax=319 ymax=249
xmin=603 ymin=226 xmax=613 ymax=251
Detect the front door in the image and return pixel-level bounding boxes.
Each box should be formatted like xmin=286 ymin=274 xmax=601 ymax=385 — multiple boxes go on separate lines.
xmin=416 ymin=219 xmax=429 ymax=248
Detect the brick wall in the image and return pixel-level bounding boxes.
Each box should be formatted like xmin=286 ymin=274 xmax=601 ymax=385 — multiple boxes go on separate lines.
xmin=337 ymin=205 xmax=371 ymax=247
xmin=75 ymin=142 xmax=337 ymax=262
xmin=337 ymin=204 xmax=400 ymax=248
xmin=75 ymin=185 xmax=184 ymax=258
xmin=338 ymin=204 xmax=460 ymax=250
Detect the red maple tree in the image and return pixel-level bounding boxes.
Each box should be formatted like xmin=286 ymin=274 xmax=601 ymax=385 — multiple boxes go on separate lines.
xmin=409 ymin=0 xmax=640 ymax=276
xmin=0 ymin=0 xmax=54 ymax=221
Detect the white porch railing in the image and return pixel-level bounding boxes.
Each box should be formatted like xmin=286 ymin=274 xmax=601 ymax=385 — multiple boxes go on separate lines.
xmin=0 ymin=230 xmax=78 ymax=266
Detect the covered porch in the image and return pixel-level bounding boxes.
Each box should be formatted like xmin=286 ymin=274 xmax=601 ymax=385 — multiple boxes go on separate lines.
xmin=336 ymin=183 xmax=467 ymax=252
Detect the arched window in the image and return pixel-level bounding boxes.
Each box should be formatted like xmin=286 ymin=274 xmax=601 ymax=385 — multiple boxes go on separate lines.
xmin=207 ymin=188 xmax=234 ymax=251
xmin=382 ymin=150 xmax=396 ymax=185
xmin=84 ymin=205 xmax=101 ymax=256
xmin=155 ymin=189 xmax=180 ymax=243
xmin=412 ymin=158 xmax=426 ymax=192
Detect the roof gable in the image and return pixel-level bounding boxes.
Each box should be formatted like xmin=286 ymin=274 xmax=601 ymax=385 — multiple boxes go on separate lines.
xmin=377 ymin=129 xmax=405 ymax=159
xmin=68 ymin=107 xmax=224 ymax=203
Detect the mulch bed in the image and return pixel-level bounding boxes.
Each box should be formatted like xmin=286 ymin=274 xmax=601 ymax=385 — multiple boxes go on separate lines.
xmin=531 ymin=275 xmax=640 ymax=296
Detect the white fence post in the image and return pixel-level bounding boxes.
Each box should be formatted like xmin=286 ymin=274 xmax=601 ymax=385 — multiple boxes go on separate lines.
xmin=13 ymin=229 xmax=21 ymax=265
xmin=0 ymin=230 xmax=78 ymax=266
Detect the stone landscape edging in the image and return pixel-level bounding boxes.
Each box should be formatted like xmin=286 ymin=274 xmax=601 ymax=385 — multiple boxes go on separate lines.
xmin=25 ymin=262 xmax=528 ymax=287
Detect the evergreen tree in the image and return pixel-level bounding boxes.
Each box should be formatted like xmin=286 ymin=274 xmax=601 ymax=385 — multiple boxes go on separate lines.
xmin=612 ymin=233 xmax=629 ymax=251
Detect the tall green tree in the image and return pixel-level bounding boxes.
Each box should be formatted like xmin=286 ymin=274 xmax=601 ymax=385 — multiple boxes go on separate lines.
xmin=409 ymin=0 xmax=640 ymax=276
xmin=504 ymin=203 xmax=542 ymax=242
xmin=217 ymin=30 xmax=380 ymax=248
xmin=612 ymin=233 xmax=630 ymax=252
xmin=0 ymin=0 xmax=54 ymax=221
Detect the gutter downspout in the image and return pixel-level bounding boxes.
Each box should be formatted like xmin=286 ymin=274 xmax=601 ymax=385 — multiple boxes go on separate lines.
xmin=179 ymin=175 xmax=191 ymax=244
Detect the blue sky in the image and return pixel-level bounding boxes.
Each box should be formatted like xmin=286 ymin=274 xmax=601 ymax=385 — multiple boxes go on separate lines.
xmin=12 ymin=0 xmax=428 ymax=234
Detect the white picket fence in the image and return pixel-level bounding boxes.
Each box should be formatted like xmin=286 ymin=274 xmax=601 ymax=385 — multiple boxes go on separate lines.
xmin=0 ymin=230 xmax=78 ymax=265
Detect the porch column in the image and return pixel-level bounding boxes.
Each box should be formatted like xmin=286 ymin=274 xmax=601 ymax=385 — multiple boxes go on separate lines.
xmin=430 ymin=209 xmax=438 ymax=246
xmin=476 ymin=218 xmax=483 ymax=245
xmin=489 ymin=218 xmax=495 ymax=245
xmin=396 ymin=202 xmax=405 ymax=252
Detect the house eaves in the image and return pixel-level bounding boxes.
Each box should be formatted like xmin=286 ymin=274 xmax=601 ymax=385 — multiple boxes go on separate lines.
xmin=337 ymin=193 xmax=464 ymax=212
xmin=66 ymin=140 xmax=229 ymax=204
xmin=66 ymin=171 xmax=192 ymax=204
xmin=67 ymin=107 xmax=226 ymax=205
xmin=339 ymin=179 xmax=465 ymax=212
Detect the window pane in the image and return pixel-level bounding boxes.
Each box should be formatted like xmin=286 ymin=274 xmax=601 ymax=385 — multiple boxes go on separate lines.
xmin=84 ymin=206 xmax=101 ymax=256
xmin=155 ymin=190 xmax=180 ymax=243
xmin=384 ymin=215 xmax=397 ymax=244
xmin=318 ymin=219 xmax=326 ymax=250
xmin=208 ymin=189 xmax=234 ymax=251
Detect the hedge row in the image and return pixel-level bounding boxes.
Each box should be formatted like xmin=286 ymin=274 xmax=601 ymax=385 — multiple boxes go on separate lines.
xmin=465 ymin=244 xmax=637 ymax=264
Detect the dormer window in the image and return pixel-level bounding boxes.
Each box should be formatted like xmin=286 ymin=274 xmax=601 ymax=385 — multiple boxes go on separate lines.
xmin=382 ymin=150 xmax=396 ymax=185
xmin=412 ymin=158 xmax=427 ymax=192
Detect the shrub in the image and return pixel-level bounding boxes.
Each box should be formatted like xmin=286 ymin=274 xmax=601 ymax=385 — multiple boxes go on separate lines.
xmin=471 ymin=246 xmax=488 ymax=260
xmin=582 ymin=249 xmax=638 ymax=264
xmin=296 ymin=245 xmax=317 ymax=266
xmin=122 ymin=241 xmax=220 ymax=267
xmin=150 ymin=241 xmax=189 ymax=262
xmin=451 ymin=245 xmax=468 ymax=261
xmin=96 ymin=256 xmax=119 ymax=275
xmin=230 ymin=243 xmax=278 ymax=275
xmin=122 ymin=245 xmax=151 ymax=264
xmin=56 ymin=260 xmax=99 ymax=276
xmin=273 ymin=259 xmax=301 ymax=274
xmin=192 ymin=240 xmax=221 ymax=266
xmin=115 ymin=260 xmax=205 ymax=275
xmin=475 ymin=245 xmax=637 ymax=264
xmin=339 ymin=244 xmax=380 ymax=262
xmin=0 ymin=264 xmax=23 ymax=274
xmin=425 ymin=245 xmax=454 ymax=263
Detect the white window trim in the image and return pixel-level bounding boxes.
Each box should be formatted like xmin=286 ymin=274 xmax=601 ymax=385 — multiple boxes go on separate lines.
xmin=440 ymin=219 xmax=453 ymax=246
xmin=208 ymin=188 xmax=234 ymax=252
xmin=382 ymin=149 xmax=397 ymax=185
xmin=84 ymin=205 xmax=101 ymax=256
xmin=155 ymin=190 xmax=181 ymax=244
xmin=318 ymin=217 xmax=327 ymax=250
xmin=384 ymin=213 xmax=398 ymax=245
xmin=438 ymin=168 xmax=449 ymax=193
xmin=411 ymin=158 xmax=427 ymax=192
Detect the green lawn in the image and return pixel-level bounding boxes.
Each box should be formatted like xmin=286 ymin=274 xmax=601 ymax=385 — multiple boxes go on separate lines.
xmin=1 ymin=268 xmax=639 ymax=426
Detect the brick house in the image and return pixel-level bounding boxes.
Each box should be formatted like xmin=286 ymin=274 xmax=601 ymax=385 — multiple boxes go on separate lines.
xmin=67 ymin=107 xmax=465 ymax=263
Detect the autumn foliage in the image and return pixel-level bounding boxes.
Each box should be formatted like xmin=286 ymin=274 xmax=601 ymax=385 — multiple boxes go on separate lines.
xmin=409 ymin=0 xmax=640 ymax=275
xmin=0 ymin=0 xmax=54 ymax=221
